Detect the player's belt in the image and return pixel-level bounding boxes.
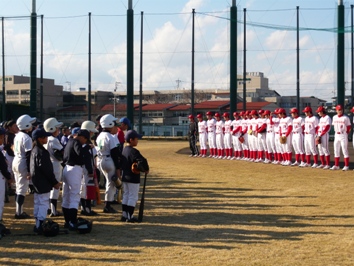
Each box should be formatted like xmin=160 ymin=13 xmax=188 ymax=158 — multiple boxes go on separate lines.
xmin=292 ymin=132 xmax=299 ymax=134
xmin=336 ymin=132 xmax=344 ymax=134
xmin=267 ymin=131 xmax=273 ymax=133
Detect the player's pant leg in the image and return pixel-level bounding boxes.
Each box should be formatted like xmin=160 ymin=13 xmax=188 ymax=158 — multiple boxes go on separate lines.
xmin=321 ymin=134 xmax=330 ymax=156
xmin=341 ymin=137 xmax=349 ymax=158
xmin=37 ymin=192 xmax=50 ymax=223
xmin=0 ymin=175 xmax=5 ymax=220
xmin=65 ymin=165 xmax=83 ymax=210
xmin=308 ymin=134 xmax=318 ymax=155
xmin=100 ymin=157 xmax=116 ymax=202
xmin=333 ymin=136 xmax=341 ymax=158
xmin=13 ymin=158 xmax=29 ymax=215
xmin=61 ymin=166 xmax=70 ymax=209
xmin=80 ymin=169 xmax=89 ymax=199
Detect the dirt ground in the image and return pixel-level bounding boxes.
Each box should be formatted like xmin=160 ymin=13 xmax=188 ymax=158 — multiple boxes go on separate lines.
xmin=1 ymin=140 xmax=354 ymax=265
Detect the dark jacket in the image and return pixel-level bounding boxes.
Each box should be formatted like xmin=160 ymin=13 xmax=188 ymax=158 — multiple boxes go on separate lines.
xmin=188 ymin=121 xmax=198 ymax=137
xmin=63 ymin=138 xmax=85 ymax=167
xmin=4 ymin=132 xmax=15 ymax=157
xmin=121 ymin=146 xmax=149 ymax=184
xmin=0 ymin=151 xmax=11 ymax=180
xmin=30 ymin=144 xmax=58 ymax=194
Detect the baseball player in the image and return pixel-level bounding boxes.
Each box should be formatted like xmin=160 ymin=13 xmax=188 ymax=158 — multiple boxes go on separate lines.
xmin=290 ymin=108 xmax=305 ymax=166
xmin=0 ymin=127 xmax=13 ymax=226
xmin=231 ymin=112 xmax=242 ymax=160
xmin=13 ymin=114 xmax=36 ymax=219
xmin=331 ymin=104 xmax=350 ymax=170
xmin=272 ymin=109 xmax=283 ymax=164
xmin=256 ymin=110 xmax=267 ymax=162
xmin=248 ymin=110 xmax=259 ymax=162
xmin=240 ymin=111 xmax=249 ymax=160
xmin=264 ymin=110 xmax=275 ymax=163
xmin=80 ymin=121 xmax=99 ymax=216
xmin=302 ymin=107 xmax=319 ymax=168
xmin=61 ymin=129 xmax=92 ymax=230
xmin=278 ymin=108 xmax=293 ymax=166
xmin=188 ymin=115 xmax=199 ymax=157
xmin=43 ymin=117 xmax=64 ymax=217
xmin=223 ymin=112 xmax=233 ymax=159
xmin=214 ymin=113 xmax=225 ymax=159
xmin=30 ymin=127 xmax=60 ymax=233
xmin=197 ymin=114 xmax=208 ymax=157
xmin=206 ymin=111 xmax=216 ymax=158
xmin=96 ymin=114 xmax=122 ymax=213
xmin=316 ymin=106 xmax=331 ymax=169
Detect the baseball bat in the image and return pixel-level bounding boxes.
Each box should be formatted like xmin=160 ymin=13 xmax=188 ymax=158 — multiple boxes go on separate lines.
xmin=138 ymin=172 xmax=148 ymax=222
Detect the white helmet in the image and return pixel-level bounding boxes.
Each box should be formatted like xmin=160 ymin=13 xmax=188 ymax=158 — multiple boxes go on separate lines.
xmin=100 ymin=114 xmax=117 ymax=128
xmin=81 ymin=121 xmax=98 ymax=133
xmin=16 ymin=114 xmax=36 ymax=131
xmin=43 ymin=118 xmax=63 ymax=133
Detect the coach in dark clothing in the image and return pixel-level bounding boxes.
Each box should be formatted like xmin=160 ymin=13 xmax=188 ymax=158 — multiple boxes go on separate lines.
xmin=188 ymin=115 xmax=199 ymax=156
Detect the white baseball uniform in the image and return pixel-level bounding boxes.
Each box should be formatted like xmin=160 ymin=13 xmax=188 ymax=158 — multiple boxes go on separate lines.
xmin=207 ymin=118 xmax=216 ymax=157
xmin=231 ymin=118 xmax=242 ymax=158
xmin=215 ymin=120 xmax=225 ymax=157
xmin=224 ymin=119 xmax=232 ymax=158
xmin=198 ymin=120 xmax=208 ymax=156
xmin=291 ymin=116 xmax=305 ymax=163
xmin=249 ymin=118 xmax=259 ymax=161
xmin=256 ymin=117 xmax=267 ymax=160
xmin=240 ymin=118 xmax=249 ymax=159
xmin=332 ymin=114 xmax=351 ymax=166
xmin=96 ymin=131 xmax=120 ymax=202
xmin=272 ymin=117 xmax=282 ymax=163
xmin=279 ymin=116 xmax=293 ymax=164
xmin=304 ymin=116 xmax=319 ymax=156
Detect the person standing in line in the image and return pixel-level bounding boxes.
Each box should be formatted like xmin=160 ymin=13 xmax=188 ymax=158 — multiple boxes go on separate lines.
xmin=264 ymin=110 xmax=275 ymax=164
xmin=214 ymin=113 xmax=225 ymax=159
xmin=302 ymin=107 xmax=319 ymax=168
xmin=43 ymin=117 xmax=64 ymax=217
xmin=248 ymin=110 xmax=259 ymax=162
xmin=187 ymin=115 xmax=199 ymax=157
xmin=96 ymin=114 xmax=122 ymax=213
xmin=240 ymin=111 xmax=249 ymax=160
xmin=30 ymin=127 xmax=61 ymax=233
xmin=331 ymin=104 xmax=351 ymax=170
xmin=223 ymin=112 xmax=233 ymax=159
xmin=13 ymin=114 xmax=36 ymax=219
xmin=231 ymin=112 xmax=242 ymax=160
xmin=316 ymin=106 xmax=331 ymax=169
xmin=206 ymin=111 xmax=216 ymax=158
xmin=290 ymin=108 xmax=305 ymax=167
xmin=256 ymin=110 xmax=267 ymax=162
xmin=278 ymin=108 xmax=293 ymax=166
xmin=197 ymin=114 xmax=208 ymax=158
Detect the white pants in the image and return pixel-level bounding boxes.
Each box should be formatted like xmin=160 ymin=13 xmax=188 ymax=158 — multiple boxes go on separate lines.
xmin=318 ymin=133 xmax=330 ymax=156
xmin=12 ymin=157 xmax=29 ymax=196
xmin=50 ymin=161 xmax=63 ymax=200
xmin=304 ymin=134 xmax=318 ymax=155
xmin=241 ymin=134 xmax=249 ymax=150
xmin=122 ymin=182 xmax=140 ymax=207
xmin=274 ymin=133 xmax=282 ymax=153
xmin=199 ymin=133 xmax=207 ymax=150
xmin=224 ymin=133 xmax=232 ymax=149
xmin=34 ymin=192 xmax=50 ymax=222
xmin=62 ymin=165 xmax=83 ymax=210
xmin=257 ymin=133 xmax=266 ymax=151
xmin=333 ymin=133 xmax=349 ymax=158
xmin=80 ymin=167 xmax=89 ymax=198
xmin=266 ymin=132 xmax=276 ymax=153
xmin=292 ymin=133 xmax=304 ymax=154
xmin=0 ymin=175 xmax=5 ymax=220
xmin=280 ymin=134 xmax=292 ymax=153
xmin=215 ymin=134 xmax=224 ymax=149
xmin=232 ymin=134 xmax=242 ymax=151
xmin=98 ymin=156 xmax=116 ymax=202
xmin=207 ymin=133 xmax=216 ymax=149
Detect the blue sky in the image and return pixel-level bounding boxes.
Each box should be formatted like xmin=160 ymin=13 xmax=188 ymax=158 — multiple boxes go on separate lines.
xmin=0 ymin=0 xmax=352 ymax=101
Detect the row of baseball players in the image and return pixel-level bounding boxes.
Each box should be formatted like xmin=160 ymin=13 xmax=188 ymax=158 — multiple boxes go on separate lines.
xmin=189 ymin=104 xmax=352 ymax=171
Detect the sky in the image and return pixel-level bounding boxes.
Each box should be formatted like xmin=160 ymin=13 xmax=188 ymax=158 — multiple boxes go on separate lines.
xmin=0 ymin=0 xmax=353 ymax=102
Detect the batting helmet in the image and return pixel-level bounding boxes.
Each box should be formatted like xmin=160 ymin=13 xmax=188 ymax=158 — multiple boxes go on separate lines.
xmin=196 ymin=114 xmax=203 ymax=119
xmin=233 ymin=112 xmax=239 ymax=116
xmin=336 ymin=104 xmax=343 ymax=111
xmin=41 ymin=219 xmax=60 ymax=237
xmin=100 ymin=114 xmax=118 ymax=129
xmin=206 ymin=111 xmax=212 ymax=116
xmin=43 ymin=118 xmax=63 ymax=133
xmin=278 ymin=108 xmax=286 ymax=114
xmin=264 ymin=110 xmax=271 ymax=115
xmin=316 ymin=106 xmax=325 ymax=113
xmin=76 ymin=218 xmax=93 ymax=234
xmin=258 ymin=109 xmax=264 ymax=115
xmin=214 ymin=112 xmax=220 ymax=117
xmin=81 ymin=121 xmax=99 ymax=133
xmin=250 ymin=110 xmax=257 ymax=116
xmin=222 ymin=112 xmax=229 ymax=117
xmin=188 ymin=114 xmax=194 ymax=119
xmin=245 ymin=111 xmax=250 ymax=116
xmin=302 ymin=106 xmax=312 ymax=113
xmin=17 ymin=114 xmax=36 ymax=131
xmin=290 ymin=108 xmax=299 ymax=114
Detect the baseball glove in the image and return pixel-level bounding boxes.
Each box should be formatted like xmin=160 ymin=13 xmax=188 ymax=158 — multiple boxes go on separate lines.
xmin=280 ymin=136 xmax=287 ymax=144
xmin=247 ymin=129 xmax=253 ymax=135
xmin=315 ymin=136 xmax=321 ymax=145
xmin=239 ymin=136 xmax=244 ymax=144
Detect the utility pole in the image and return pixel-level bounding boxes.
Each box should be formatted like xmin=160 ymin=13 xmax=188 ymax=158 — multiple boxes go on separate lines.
xmin=230 ymin=0 xmax=237 ymax=114
xmin=30 ymin=0 xmax=37 ymax=117
xmin=2 ymin=17 xmax=5 ymax=121
xmin=337 ymin=0 xmax=345 ymax=108
xmin=127 ymin=0 xmax=134 ymax=125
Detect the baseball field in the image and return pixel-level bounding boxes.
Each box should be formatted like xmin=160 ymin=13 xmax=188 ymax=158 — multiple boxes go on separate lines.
xmin=1 ymin=140 xmax=354 ymax=265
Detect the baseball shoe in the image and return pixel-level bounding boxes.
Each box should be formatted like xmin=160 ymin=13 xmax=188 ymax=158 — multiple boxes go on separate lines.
xmin=236 ymin=157 xmax=241 ymax=160
xmin=14 ymin=212 xmax=31 ymax=219
xmin=222 ymin=156 xmax=227 ymax=159
xmin=201 ymin=155 xmax=206 ymax=158
xmin=193 ymin=154 xmax=198 ymax=157
xmin=342 ymin=166 xmax=349 ymax=171
xmin=311 ymin=163 xmax=318 ymax=168
xmin=291 ymin=161 xmax=299 ymax=166
xmin=272 ymin=160 xmax=278 ymax=164
xmin=330 ymin=166 xmax=340 ymax=170
xmin=120 ymin=216 xmax=127 ymax=222
xmin=283 ymin=161 xmax=291 ymax=166
xmin=208 ymin=155 xmax=212 ymax=158
xmin=300 ymin=163 xmax=310 ymax=168
xmin=127 ymin=216 xmax=139 ymax=223
xmin=230 ymin=157 xmax=235 ymax=160
xmin=323 ymin=165 xmax=330 ymax=170
xmin=227 ymin=156 xmax=231 ymax=160
xmin=189 ymin=154 xmax=193 ymax=157
xmin=316 ymin=164 xmax=324 ymax=169
xmin=103 ymin=207 xmax=118 ymax=213
xmin=33 ymin=225 xmax=43 ymax=235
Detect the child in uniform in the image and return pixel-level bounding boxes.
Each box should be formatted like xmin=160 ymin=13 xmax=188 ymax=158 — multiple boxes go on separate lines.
xmin=121 ymin=130 xmax=149 ymax=222
xmin=30 ymin=128 xmax=61 ymax=233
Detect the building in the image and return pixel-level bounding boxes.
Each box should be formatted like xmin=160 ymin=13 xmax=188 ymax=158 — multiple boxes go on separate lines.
xmin=1 ymin=75 xmax=63 ymax=118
